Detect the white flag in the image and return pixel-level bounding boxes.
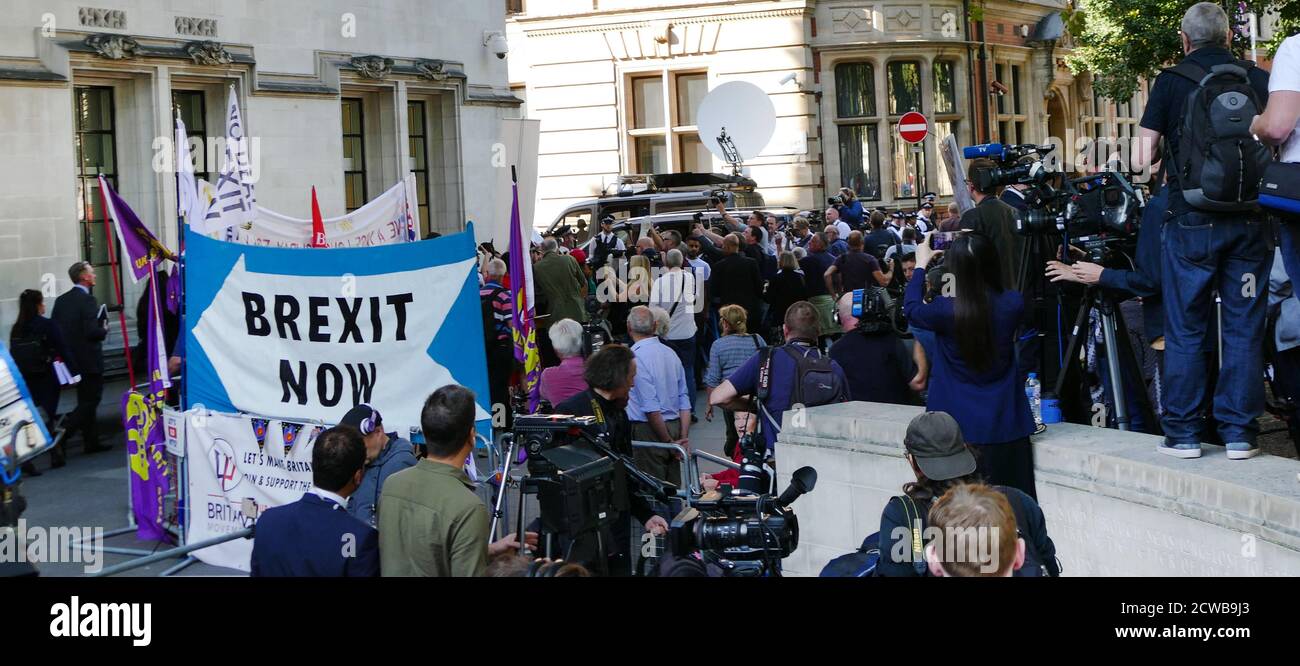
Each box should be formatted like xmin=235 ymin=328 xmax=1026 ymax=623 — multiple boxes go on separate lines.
xmin=176 ymin=117 xmax=213 ymax=232
xmin=205 ymin=85 xmax=257 ymax=234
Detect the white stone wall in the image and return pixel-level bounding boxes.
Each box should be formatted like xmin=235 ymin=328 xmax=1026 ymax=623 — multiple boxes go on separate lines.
xmin=778 ymin=402 xmax=1300 ymax=577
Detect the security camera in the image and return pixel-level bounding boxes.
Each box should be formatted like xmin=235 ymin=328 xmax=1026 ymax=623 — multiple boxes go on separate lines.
xmin=484 ymin=31 xmax=508 ymax=60
xmin=779 ymin=72 xmax=798 ymax=86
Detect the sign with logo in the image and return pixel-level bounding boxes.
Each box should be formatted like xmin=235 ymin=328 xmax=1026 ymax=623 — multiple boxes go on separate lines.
xmin=898 ymin=111 xmax=929 ymax=144
xmin=0 ymin=341 xmax=52 ymax=466
xmin=185 ymin=410 xmax=321 ymax=571
xmin=183 ymin=225 xmax=491 ymax=438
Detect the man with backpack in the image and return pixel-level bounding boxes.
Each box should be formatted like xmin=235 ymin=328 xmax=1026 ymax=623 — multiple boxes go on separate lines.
xmin=709 ymin=301 xmax=850 ymax=461
xmin=1136 ymin=2 xmax=1271 ymax=460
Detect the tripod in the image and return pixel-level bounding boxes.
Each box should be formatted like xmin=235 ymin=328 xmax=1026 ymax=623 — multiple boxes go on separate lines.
xmin=1052 ymin=285 xmax=1160 ymax=432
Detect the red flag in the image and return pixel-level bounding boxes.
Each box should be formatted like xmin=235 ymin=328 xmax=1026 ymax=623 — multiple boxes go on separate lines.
xmin=309 ymin=186 xmax=327 ymax=247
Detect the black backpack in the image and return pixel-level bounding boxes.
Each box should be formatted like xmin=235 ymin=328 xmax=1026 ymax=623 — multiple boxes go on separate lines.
xmin=9 ymin=331 xmax=51 ymax=379
xmin=1166 ymin=59 xmax=1271 ymax=212
xmin=755 ymin=343 xmax=849 ymax=437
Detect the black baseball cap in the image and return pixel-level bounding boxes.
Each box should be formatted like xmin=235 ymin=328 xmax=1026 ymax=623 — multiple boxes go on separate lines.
xmin=340 ymin=404 xmax=382 ymax=435
xmin=903 ymin=412 xmax=976 ymax=481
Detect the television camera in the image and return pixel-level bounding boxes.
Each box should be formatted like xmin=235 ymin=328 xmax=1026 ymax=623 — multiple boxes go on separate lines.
xmin=669 ymin=466 xmax=817 ymax=577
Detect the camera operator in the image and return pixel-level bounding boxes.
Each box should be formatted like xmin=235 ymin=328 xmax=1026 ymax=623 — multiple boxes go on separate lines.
xmin=958 ymin=159 xmax=1023 ymax=292
xmin=710 ymin=301 xmax=850 ymax=459
xmin=906 ymin=232 xmax=1037 ymax=498
xmin=1043 ymin=184 xmax=1168 ymax=434
xmin=555 ymin=344 xmax=671 ymax=575
xmin=999 ymin=181 xmax=1030 ymax=212
xmin=831 ymin=187 xmax=865 ymax=229
xmin=1135 ymin=2 xmax=1271 ymax=460
xmin=829 ymin=290 xmax=915 ymax=405
xmin=879 ymin=412 xmax=1058 ymax=577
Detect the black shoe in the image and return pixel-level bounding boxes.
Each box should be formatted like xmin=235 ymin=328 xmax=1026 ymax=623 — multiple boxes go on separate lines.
xmin=84 ymin=443 xmax=112 ymax=454
xmin=21 ymin=462 xmax=42 ymax=477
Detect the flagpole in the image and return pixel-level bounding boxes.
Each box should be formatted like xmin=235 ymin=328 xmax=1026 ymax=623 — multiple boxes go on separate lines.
xmin=97 ymin=177 xmax=136 ymax=388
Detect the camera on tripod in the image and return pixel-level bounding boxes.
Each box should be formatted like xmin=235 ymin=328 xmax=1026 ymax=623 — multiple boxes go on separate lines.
xmin=963 ymin=142 xmax=1056 ymax=191
xmin=511 ymin=413 xmax=628 ymax=539
xmin=669 ymin=466 xmax=816 ymax=576
xmin=582 ymin=295 xmax=611 ymax=356
xmin=1017 ymin=171 xmax=1144 ymax=265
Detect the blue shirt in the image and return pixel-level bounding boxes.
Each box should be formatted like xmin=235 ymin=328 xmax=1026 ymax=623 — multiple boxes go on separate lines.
xmin=828 ymin=239 xmax=849 ymax=258
xmin=799 ymin=250 xmax=835 ymax=297
xmin=627 ymin=336 xmax=691 ymax=422
xmin=704 ymin=333 xmax=766 ymax=388
xmin=839 ymin=199 xmax=865 ymax=228
xmin=904 ymin=268 xmax=1034 ymax=444
xmin=725 ymin=341 xmax=848 ymax=453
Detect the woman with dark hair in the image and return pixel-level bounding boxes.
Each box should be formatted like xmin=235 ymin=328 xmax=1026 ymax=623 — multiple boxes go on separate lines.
xmin=876 ymin=412 xmax=1057 ymax=577
xmin=903 ymin=231 xmax=1037 ymax=498
xmin=9 ymin=289 xmax=75 ymax=471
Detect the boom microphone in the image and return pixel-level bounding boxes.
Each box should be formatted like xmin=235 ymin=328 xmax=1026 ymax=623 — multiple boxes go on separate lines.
xmin=962 ymin=143 xmax=1006 ymax=160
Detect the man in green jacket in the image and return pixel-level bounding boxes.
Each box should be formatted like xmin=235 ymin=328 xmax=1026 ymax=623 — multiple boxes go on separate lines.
xmin=533 ymin=237 xmax=588 ymax=367
xmin=378 ymin=386 xmax=532 ymax=576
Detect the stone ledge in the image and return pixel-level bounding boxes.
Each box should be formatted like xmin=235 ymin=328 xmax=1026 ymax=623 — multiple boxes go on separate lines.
xmin=777 ymin=402 xmax=1300 ymax=574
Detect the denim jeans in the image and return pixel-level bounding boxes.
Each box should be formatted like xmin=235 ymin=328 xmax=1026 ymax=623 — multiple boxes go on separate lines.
xmin=1161 ymin=211 xmax=1272 ymax=446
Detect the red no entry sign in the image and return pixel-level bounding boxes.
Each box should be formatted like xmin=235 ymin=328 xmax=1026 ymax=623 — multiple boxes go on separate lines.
xmin=898 ymin=111 xmax=928 ymax=144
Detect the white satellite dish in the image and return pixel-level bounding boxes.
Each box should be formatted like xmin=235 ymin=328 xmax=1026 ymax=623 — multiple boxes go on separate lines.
xmin=695 ymin=81 xmax=776 ymax=171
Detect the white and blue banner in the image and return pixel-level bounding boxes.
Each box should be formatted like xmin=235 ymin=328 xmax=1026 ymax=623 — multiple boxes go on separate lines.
xmin=183 ymin=225 xmax=490 ymax=437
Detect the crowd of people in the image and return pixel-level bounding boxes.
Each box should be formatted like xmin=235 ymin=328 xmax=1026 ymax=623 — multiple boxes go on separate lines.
xmin=9 ymin=3 xmax=1300 ymax=578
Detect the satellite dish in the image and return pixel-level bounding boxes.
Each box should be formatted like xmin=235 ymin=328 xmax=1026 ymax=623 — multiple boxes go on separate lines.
xmin=695 ymin=81 xmax=776 ymax=172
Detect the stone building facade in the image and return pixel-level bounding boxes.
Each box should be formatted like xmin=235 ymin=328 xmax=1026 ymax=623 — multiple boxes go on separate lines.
xmin=0 ymin=0 xmax=521 ymax=345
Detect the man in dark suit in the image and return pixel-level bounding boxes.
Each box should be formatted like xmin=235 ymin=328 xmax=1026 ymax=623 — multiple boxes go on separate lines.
xmin=1000 ymin=182 xmax=1030 ymax=212
xmin=250 ymin=426 xmax=379 ymax=577
xmin=51 ymin=261 xmax=109 ymax=454
xmin=708 ymin=233 xmax=763 ymax=330
xmin=960 ymin=159 xmax=1025 ymax=292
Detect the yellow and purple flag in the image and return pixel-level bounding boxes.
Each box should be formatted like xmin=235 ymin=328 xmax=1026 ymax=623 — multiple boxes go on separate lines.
xmin=507 ymin=169 xmax=540 ymax=411
xmin=99 ymin=175 xmax=176 ymax=283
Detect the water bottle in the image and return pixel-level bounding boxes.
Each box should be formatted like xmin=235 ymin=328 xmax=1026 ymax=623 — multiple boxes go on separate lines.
xmin=1026 ymin=373 xmax=1043 ymax=427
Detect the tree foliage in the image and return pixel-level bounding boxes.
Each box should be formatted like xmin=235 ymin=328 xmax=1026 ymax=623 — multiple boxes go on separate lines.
xmin=1065 ymin=0 xmax=1300 ymax=101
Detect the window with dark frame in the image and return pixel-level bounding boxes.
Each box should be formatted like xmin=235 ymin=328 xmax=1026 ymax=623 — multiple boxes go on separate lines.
xmin=342 ymin=98 xmax=367 ymax=212
xmin=834 ymin=62 xmax=881 ymax=200
xmin=172 ymin=89 xmax=208 ymax=211
xmin=407 ymin=100 xmax=431 ymax=235
xmin=73 ymin=85 xmax=121 ymax=307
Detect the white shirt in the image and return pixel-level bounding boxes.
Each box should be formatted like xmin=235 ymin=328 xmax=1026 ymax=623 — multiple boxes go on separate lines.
xmin=650 ymin=268 xmax=699 ymax=340
xmin=1272 ymin=35 xmax=1300 ymax=163
xmin=833 ymin=219 xmax=852 ymax=239
xmin=594 ymin=231 xmax=626 ymax=252
xmin=308 ymin=486 xmax=349 ymax=509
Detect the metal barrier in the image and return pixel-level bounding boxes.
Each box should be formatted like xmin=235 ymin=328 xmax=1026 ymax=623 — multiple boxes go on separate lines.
xmin=93 ymin=527 xmax=253 ymax=577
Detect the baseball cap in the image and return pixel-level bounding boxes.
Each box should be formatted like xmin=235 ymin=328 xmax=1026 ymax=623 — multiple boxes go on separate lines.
xmin=340 ymin=404 xmax=382 ymax=435
xmin=903 ymin=412 xmax=977 ymax=481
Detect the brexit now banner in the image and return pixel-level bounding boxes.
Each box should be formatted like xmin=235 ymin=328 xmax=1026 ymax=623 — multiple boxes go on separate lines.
xmin=183 ymin=225 xmax=491 ymax=438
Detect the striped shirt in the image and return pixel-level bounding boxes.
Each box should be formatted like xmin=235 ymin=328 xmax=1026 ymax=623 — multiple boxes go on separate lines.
xmin=705 ymin=333 xmax=766 ymax=388
xmin=480 ymin=281 xmax=512 ymax=344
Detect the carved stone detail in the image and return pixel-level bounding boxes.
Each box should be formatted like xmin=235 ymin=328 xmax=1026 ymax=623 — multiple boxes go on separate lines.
xmin=350 ymin=55 xmax=393 ymax=80
xmin=185 ymin=40 xmax=233 ymax=66
xmin=831 ymin=8 xmax=873 ymax=34
xmin=79 ymin=7 xmax=126 ymax=29
xmin=84 ymin=33 xmax=140 ymax=60
xmin=176 ymin=16 xmax=218 ymax=38
xmin=416 ymin=59 xmax=449 ymax=81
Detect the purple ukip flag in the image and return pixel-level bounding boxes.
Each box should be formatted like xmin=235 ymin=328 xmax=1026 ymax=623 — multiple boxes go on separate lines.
xmin=99 ymin=175 xmax=176 ymax=284
xmin=144 ymin=270 xmax=172 ymax=398
xmin=506 ymin=172 xmax=540 ymax=412
xmin=122 ymin=390 xmax=171 ymax=542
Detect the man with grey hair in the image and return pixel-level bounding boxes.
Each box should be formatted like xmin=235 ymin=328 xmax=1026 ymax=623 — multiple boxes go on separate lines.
xmin=652 ymin=249 xmax=700 ymax=417
xmin=625 ymin=305 xmax=691 ymax=487
xmin=480 ymin=257 xmax=514 ymax=423
xmin=533 ymin=236 xmax=588 ymax=368
xmin=1135 ymin=1 xmax=1271 ymax=461
xmin=52 ymin=260 xmax=110 ymax=455
xmin=539 ymin=318 xmax=587 ymax=406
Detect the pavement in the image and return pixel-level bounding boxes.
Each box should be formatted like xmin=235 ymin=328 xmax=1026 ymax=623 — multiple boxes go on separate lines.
xmin=13 ymin=382 xmax=728 ymax=577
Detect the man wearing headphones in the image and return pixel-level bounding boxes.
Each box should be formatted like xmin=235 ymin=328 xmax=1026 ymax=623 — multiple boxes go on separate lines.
xmin=340 ymin=403 xmax=417 ymax=527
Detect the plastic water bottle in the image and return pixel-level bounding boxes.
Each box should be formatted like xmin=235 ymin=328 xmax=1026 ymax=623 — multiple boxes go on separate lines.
xmin=1026 ymin=373 xmax=1043 ymax=427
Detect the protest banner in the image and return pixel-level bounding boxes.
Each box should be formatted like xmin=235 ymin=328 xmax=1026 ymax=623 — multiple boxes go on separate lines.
xmin=182 ymin=224 xmax=491 ymax=438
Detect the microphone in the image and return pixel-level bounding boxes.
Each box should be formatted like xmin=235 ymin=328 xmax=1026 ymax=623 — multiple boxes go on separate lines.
xmin=962 ymin=143 xmax=1006 ymax=160
xmin=763 ymin=466 xmax=818 ymax=512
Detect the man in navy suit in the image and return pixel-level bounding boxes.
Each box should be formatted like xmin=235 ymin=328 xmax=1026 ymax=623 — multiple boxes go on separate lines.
xmin=250 ymin=426 xmax=380 ymax=577
xmin=51 ymin=261 xmax=110 ymax=454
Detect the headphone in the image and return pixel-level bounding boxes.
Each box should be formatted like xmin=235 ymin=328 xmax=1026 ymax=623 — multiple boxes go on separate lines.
xmin=358 ymin=405 xmax=381 ymax=435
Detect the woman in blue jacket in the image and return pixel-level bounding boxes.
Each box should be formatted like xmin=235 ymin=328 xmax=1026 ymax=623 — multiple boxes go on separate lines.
xmin=904 ymin=232 xmax=1037 ymax=498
